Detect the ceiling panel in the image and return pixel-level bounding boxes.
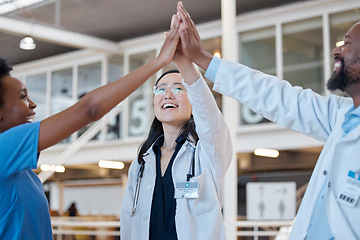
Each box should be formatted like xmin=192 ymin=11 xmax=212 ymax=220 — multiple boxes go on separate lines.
xmin=0 ymin=0 xmax=303 ymax=65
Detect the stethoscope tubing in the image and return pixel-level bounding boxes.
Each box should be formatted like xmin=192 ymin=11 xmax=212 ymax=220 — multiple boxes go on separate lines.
xmin=131 ymin=147 xmax=195 ymax=217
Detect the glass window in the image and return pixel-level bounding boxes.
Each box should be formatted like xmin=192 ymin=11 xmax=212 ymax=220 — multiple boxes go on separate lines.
xmin=283 ymin=17 xmax=323 ymax=94
xmin=330 ymin=10 xmax=360 ymax=53
xmin=78 ymin=63 xmax=102 ymax=98
xmin=240 ymin=27 xmax=276 ymax=74
xmin=239 ymin=27 xmax=276 ymax=125
xmin=27 ymin=73 xmax=47 ymax=122
xmin=51 ymin=68 xmax=74 ymax=143
xmin=77 ymin=62 xmax=102 ymax=140
xmin=128 ymin=52 xmax=155 ymax=137
xmin=51 ymin=68 xmax=73 ymax=115
xmin=107 ymin=59 xmax=124 ymax=140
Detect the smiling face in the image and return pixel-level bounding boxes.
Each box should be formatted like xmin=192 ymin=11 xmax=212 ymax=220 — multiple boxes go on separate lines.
xmin=327 ymin=22 xmax=360 ymax=93
xmin=153 ymin=72 xmax=192 ymax=128
xmin=0 ymin=76 xmax=37 ymax=132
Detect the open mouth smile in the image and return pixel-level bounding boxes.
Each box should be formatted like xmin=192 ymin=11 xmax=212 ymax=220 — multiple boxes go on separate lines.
xmin=26 ymin=114 xmax=36 ymax=122
xmin=162 ymin=103 xmax=178 ymax=109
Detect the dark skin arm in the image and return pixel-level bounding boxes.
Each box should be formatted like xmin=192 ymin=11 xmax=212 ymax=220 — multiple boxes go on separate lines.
xmin=38 ymin=14 xmax=180 ymax=152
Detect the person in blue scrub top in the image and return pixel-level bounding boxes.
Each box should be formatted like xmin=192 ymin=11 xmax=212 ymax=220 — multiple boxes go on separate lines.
xmin=120 ymin=12 xmax=232 ymax=240
xmin=176 ymin=1 xmax=360 ymax=239
xmin=0 ymin=17 xmax=181 ymax=240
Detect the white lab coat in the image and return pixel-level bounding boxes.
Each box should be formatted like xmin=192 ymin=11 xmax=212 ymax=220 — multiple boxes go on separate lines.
xmin=205 ymin=58 xmax=360 ymax=239
xmin=120 ymin=74 xmax=232 ymax=240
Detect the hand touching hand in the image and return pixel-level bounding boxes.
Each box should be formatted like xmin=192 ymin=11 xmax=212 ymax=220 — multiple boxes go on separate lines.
xmin=156 ymin=14 xmax=181 ymax=67
xmin=176 ymin=1 xmax=213 ymax=70
xmin=164 ymin=14 xmax=189 ymax=66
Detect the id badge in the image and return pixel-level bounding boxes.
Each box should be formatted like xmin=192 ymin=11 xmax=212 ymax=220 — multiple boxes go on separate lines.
xmin=337 ymin=170 xmax=360 ymax=207
xmin=174 ymin=181 xmax=199 ymax=199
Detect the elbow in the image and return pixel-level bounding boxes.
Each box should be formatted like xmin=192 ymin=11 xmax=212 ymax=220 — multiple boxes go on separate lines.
xmin=87 ymin=106 xmax=102 ymax=122
xmin=81 ymin=96 xmax=104 ymax=122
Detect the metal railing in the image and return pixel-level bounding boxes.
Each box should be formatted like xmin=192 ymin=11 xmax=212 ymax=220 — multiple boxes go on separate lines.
xmin=236 ymin=220 xmax=293 ymax=240
xmin=51 ymin=217 xmax=294 ymax=240
xmin=52 ymin=217 xmax=120 ymax=240
xmin=38 ymin=102 xmax=125 ymax=183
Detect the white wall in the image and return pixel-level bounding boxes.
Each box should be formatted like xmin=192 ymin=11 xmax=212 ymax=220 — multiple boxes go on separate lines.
xmin=49 ymin=180 xmax=123 ymax=219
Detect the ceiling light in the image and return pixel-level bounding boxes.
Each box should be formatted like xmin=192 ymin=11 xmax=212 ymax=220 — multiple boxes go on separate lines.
xmin=213 ymin=50 xmax=221 ymax=58
xmin=55 ymin=165 xmax=65 ymax=173
xmin=19 ymin=36 xmax=36 ymax=50
xmin=40 ymin=164 xmax=65 ymax=173
xmin=40 ymin=164 xmax=51 ymax=171
xmin=254 ymin=148 xmax=279 ymax=158
xmin=336 ymin=40 xmax=344 ymax=47
xmin=98 ymin=160 xmax=125 ymax=169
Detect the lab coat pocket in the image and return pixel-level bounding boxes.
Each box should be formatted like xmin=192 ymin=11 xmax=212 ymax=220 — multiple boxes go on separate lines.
xmin=185 ymin=170 xmax=220 ymax=217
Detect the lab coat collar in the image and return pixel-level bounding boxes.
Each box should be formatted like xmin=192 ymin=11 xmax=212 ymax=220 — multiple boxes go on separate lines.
xmin=142 ymin=134 xmax=196 ymax=174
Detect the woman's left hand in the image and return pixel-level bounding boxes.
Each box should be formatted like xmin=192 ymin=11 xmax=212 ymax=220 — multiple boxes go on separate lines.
xmin=157 ymin=14 xmax=181 ymax=67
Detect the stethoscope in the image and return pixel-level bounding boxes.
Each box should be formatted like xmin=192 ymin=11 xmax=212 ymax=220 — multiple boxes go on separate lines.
xmin=131 ymin=160 xmax=145 ymax=216
xmin=131 ymin=148 xmax=196 ymax=217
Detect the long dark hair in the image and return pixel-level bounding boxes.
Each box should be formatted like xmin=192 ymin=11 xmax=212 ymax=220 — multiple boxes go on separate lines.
xmin=137 ymin=70 xmax=199 ymax=164
xmin=0 ymin=58 xmax=13 ymax=108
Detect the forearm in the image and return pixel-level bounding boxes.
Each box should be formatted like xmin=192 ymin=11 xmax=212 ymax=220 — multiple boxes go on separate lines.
xmin=193 ymin=51 xmax=213 ymax=71
xmin=212 ymin=59 xmax=336 ymax=141
xmin=38 ymin=58 xmax=165 ymax=151
xmin=185 ymin=76 xmax=232 ymax=175
xmin=38 ymin=13 xmax=180 ymax=151
xmin=175 ymin=60 xmax=200 ymax=85
xmin=83 ymin=57 xmax=164 ymax=121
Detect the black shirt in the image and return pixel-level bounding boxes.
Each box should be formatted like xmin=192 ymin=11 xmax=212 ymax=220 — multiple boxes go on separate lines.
xmin=149 ymin=134 xmax=186 ymax=240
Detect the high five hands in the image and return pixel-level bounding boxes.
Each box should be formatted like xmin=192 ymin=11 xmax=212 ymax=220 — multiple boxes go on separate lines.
xmin=175 ymin=1 xmax=213 ymax=71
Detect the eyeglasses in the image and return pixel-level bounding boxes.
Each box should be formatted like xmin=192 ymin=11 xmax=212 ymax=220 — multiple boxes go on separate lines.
xmin=153 ymin=84 xmax=186 ymax=96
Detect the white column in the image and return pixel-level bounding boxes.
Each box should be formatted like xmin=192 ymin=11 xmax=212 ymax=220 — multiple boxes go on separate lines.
xmin=121 ymin=173 xmax=128 ymax=203
xmin=221 ymin=0 xmax=239 ymax=239
xmin=59 ymin=181 xmax=65 ymax=216
xmin=275 ymin=22 xmax=283 ymax=80
xmin=322 ymin=13 xmax=331 ymax=95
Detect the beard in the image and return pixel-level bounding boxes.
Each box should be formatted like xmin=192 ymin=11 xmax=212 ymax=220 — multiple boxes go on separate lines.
xmin=327 ymin=58 xmax=360 ymax=92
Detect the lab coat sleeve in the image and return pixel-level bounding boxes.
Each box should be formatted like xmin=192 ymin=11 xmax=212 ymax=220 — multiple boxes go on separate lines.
xmin=120 ymin=160 xmax=138 ymax=240
xmin=183 ymin=74 xmax=233 ymax=176
xmin=210 ymin=58 xmax=344 ymax=142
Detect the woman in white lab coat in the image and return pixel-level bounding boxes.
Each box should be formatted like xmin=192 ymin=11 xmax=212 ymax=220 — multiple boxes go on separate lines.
xmin=120 ymin=34 xmax=232 ymax=240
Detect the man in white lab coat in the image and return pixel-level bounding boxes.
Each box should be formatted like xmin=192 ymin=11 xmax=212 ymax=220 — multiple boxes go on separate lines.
xmin=176 ymin=2 xmax=360 ymax=239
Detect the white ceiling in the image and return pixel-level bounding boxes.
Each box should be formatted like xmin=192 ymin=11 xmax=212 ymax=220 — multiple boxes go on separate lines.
xmin=0 ymin=0 xmax=304 ymax=65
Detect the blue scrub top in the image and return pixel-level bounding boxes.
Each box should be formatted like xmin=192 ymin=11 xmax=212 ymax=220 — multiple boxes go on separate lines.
xmin=0 ymin=122 xmax=53 ymax=240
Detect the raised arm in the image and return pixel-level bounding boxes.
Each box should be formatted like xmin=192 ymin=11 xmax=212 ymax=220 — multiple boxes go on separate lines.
xmin=38 ymin=15 xmax=180 ymax=152
xmin=176 ymin=2 xmax=213 ymax=71
xmin=171 ymin=28 xmax=199 ymax=84
xmin=182 ymin=73 xmax=233 ymax=176
xmin=172 ymin=27 xmax=232 ymax=175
